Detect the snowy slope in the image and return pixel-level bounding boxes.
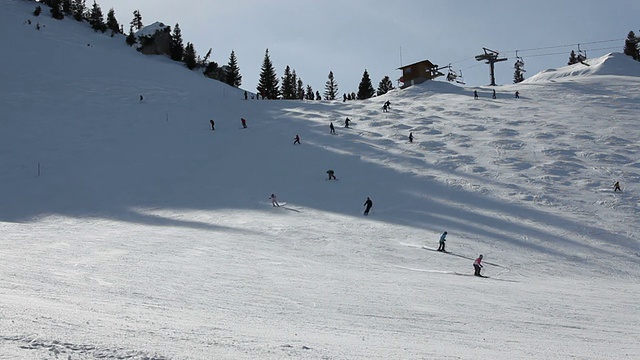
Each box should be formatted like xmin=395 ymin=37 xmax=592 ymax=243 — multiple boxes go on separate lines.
xmin=1 ymin=1 xmax=639 ymax=359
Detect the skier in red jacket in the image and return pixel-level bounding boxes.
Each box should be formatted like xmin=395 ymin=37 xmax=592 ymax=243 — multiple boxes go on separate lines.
xmin=473 ymin=255 xmax=483 ymax=276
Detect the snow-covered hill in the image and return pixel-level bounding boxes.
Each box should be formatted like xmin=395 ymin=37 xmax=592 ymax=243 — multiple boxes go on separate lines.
xmin=1 ymin=1 xmax=639 ymax=359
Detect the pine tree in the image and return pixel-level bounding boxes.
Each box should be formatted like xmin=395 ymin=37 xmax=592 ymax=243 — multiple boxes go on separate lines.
xmin=323 ymin=71 xmax=339 ymax=100
xmin=89 ymin=1 xmax=106 ymax=32
xmin=623 ymin=31 xmax=639 ymax=60
xmin=280 ymin=66 xmax=295 ymax=99
xmin=376 ymin=76 xmax=394 ymax=96
xmin=225 ymin=50 xmax=242 ymax=87
xmin=33 ymin=6 xmax=42 ymax=16
xmin=106 ymin=8 xmax=119 ymax=34
xmin=170 ymin=24 xmax=184 ymax=61
xmin=73 ymin=0 xmax=86 ymax=21
xmin=131 ymin=9 xmax=143 ymax=31
xmin=184 ymin=42 xmax=197 ymax=69
xmin=125 ymin=25 xmax=136 ymax=46
xmin=513 ymin=59 xmax=525 ymax=84
xmin=50 ymin=0 xmax=64 ymax=20
xmin=357 ymin=69 xmax=375 ymax=100
xmin=567 ymin=50 xmax=578 ymax=65
xmin=305 ymin=85 xmax=315 ymax=100
xmin=256 ymin=49 xmax=280 ymax=99
xmin=62 ymin=0 xmax=72 ymax=15
xmin=296 ymin=78 xmax=304 ymax=99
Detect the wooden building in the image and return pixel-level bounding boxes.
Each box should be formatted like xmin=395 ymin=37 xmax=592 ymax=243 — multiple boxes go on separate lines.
xmin=398 ymin=59 xmax=444 ymax=88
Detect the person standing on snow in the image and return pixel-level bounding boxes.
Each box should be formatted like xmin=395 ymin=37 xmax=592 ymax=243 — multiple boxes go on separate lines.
xmin=409 ymin=132 xmax=414 ymax=143
xmin=473 ymin=255 xmax=484 ymax=276
xmin=614 ymin=181 xmax=622 ymax=192
xmin=269 ymin=194 xmax=280 ymax=207
xmin=437 ymin=231 xmax=447 ymax=252
xmin=474 ymin=90 xmax=478 ymax=99
xmin=330 ymin=122 xmax=335 ymax=134
xmin=210 ymin=119 xmax=215 ymax=130
xmin=344 ymin=117 xmax=351 ymax=128
xmin=293 ymin=135 xmax=301 ymax=145
xmin=363 ymin=197 xmax=373 ymax=215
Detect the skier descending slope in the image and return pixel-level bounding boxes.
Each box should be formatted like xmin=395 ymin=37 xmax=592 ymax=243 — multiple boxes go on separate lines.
xmin=473 ymin=255 xmax=484 ymax=276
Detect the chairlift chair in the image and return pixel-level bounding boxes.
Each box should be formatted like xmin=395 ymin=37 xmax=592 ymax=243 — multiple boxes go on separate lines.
xmin=455 ymin=70 xmax=465 ymax=84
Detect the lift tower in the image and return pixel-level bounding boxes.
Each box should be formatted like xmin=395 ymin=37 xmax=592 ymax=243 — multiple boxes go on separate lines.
xmin=475 ymin=47 xmax=508 ymax=86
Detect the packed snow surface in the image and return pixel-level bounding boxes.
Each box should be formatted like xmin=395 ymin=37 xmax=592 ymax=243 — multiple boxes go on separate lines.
xmin=1 ymin=1 xmax=639 ymax=359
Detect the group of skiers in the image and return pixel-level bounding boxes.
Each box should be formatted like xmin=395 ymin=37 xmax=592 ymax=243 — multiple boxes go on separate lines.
xmin=438 ymin=231 xmax=485 ymax=276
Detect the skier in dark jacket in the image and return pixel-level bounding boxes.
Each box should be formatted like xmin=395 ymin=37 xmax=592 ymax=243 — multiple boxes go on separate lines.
xmin=210 ymin=119 xmax=215 ymax=130
xmin=614 ymin=181 xmax=622 ymax=192
xmin=344 ymin=117 xmax=351 ymax=128
xmin=437 ymin=231 xmax=447 ymax=252
xmin=474 ymin=90 xmax=478 ymax=99
xmin=327 ymin=170 xmax=337 ymax=180
xmin=293 ymin=134 xmax=300 ymax=145
xmin=363 ymin=197 xmax=373 ymax=215
xmin=409 ymin=132 xmax=414 ymax=143
xmin=330 ymin=122 xmax=335 ymax=134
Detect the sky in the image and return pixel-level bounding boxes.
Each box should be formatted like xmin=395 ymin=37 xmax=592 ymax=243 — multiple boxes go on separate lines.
xmin=3 ymin=1 xmax=640 ymax=358
xmin=93 ymin=0 xmax=640 ymax=93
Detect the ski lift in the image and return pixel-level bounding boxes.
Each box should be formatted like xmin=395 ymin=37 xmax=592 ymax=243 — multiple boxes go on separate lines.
xmin=576 ymin=44 xmax=587 ymax=63
xmin=455 ymin=70 xmax=465 ymax=84
xmin=444 ymin=64 xmax=465 ymax=84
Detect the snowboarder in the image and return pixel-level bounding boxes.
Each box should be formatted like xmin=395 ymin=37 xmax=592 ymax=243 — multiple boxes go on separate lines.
xmin=330 ymin=122 xmax=335 ymax=134
xmin=210 ymin=119 xmax=215 ymax=130
xmin=474 ymin=90 xmax=478 ymax=99
xmin=344 ymin=117 xmax=351 ymax=128
xmin=241 ymin=118 xmax=247 ymax=128
xmin=269 ymin=193 xmax=280 ymax=207
xmin=492 ymin=89 xmax=497 ymax=99
xmin=409 ymin=132 xmax=414 ymax=143
xmin=437 ymin=231 xmax=447 ymax=252
xmin=515 ymin=91 xmax=520 ymax=99
xmin=293 ymin=134 xmax=300 ymax=145
xmin=614 ymin=181 xmax=622 ymax=192
xmin=326 ymin=170 xmax=337 ymax=180
xmin=363 ymin=197 xmax=373 ymax=216
xmin=473 ymin=255 xmax=484 ymax=276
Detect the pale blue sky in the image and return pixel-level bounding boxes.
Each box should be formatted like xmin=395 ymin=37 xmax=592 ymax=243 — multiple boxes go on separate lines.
xmin=98 ymin=0 xmax=640 ymax=93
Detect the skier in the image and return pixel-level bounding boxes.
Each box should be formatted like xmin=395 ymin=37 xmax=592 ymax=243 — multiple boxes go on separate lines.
xmin=269 ymin=193 xmax=280 ymax=207
xmin=139 ymin=95 xmax=144 ymax=102
xmin=614 ymin=181 xmax=622 ymax=192
xmin=293 ymin=134 xmax=300 ymax=145
xmin=515 ymin=91 xmax=520 ymax=99
xmin=384 ymin=100 xmax=391 ymax=109
xmin=244 ymin=91 xmax=248 ymax=100
xmin=409 ymin=132 xmax=414 ymax=143
xmin=326 ymin=170 xmax=337 ymax=180
xmin=344 ymin=117 xmax=351 ymax=128
xmin=210 ymin=119 xmax=215 ymax=130
xmin=382 ymin=103 xmax=388 ymax=112
xmin=473 ymin=255 xmax=484 ymax=276
xmin=363 ymin=197 xmax=373 ymax=216
xmin=330 ymin=122 xmax=335 ymax=134
xmin=474 ymin=90 xmax=478 ymax=99
xmin=492 ymin=89 xmax=497 ymax=99
xmin=437 ymin=231 xmax=447 ymax=252
xmin=241 ymin=118 xmax=247 ymax=128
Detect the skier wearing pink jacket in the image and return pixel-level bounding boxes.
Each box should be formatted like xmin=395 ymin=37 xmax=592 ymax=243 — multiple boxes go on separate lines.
xmin=473 ymin=255 xmax=483 ymax=276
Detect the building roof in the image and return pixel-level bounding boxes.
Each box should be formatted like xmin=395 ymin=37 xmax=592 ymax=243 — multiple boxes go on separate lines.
xmin=397 ymin=59 xmax=438 ymax=70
